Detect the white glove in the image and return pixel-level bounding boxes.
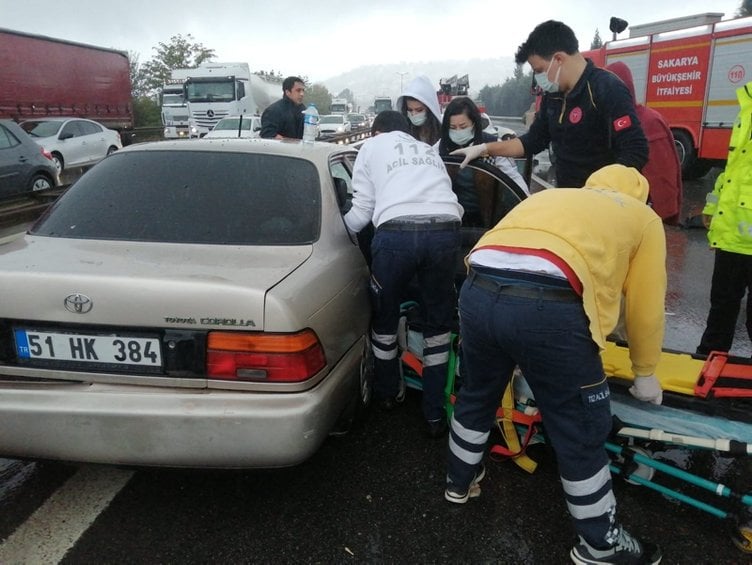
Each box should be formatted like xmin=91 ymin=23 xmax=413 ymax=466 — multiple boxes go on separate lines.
xmin=629 ymin=374 xmax=663 ymax=405
xmin=450 ymin=143 xmax=487 ymax=169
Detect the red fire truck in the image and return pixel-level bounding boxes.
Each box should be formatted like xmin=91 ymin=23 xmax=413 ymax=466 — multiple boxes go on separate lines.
xmin=582 ymin=12 xmax=752 ymax=178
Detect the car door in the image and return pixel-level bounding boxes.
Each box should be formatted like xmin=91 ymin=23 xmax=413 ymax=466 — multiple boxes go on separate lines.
xmin=0 ymin=123 xmax=27 ymax=198
xmin=77 ymin=121 xmax=107 ymax=166
xmin=57 ymin=120 xmax=88 ymax=168
xmin=441 ymin=156 xmax=528 ymax=281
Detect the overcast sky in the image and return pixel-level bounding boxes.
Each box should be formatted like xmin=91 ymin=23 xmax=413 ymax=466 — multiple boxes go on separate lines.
xmin=1 ymin=0 xmax=744 ymax=81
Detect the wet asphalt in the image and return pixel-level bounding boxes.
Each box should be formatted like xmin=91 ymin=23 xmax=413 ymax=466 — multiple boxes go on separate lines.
xmin=0 ymin=166 xmax=750 ymax=564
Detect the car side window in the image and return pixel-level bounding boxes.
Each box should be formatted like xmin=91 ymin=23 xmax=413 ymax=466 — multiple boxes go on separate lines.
xmin=442 ymin=157 xmax=528 ymax=278
xmin=329 ymin=155 xmax=356 ymax=214
xmin=60 ymin=122 xmax=82 ymax=138
xmin=0 ymin=125 xmax=20 ymax=149
xmin=79 ymin=121 xmax=102 ymax=135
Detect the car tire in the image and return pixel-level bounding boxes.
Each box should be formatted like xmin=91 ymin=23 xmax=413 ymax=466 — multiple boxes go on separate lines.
xmin=29 ymin=173 xmax=53 ymax=192
xmin=51 ymin=153 xmax=64 ymax=174
xmin=330 ymin=337 xmax=373 ymax=436
xmin=106 ymin=146 xmax=118 ymax=156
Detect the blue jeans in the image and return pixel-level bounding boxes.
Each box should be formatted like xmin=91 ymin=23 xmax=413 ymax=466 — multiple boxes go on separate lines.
xmin=448 ymin=272 xmax=620 ymax=547
xmin=370 ymin=225 xmax=460 ymax=421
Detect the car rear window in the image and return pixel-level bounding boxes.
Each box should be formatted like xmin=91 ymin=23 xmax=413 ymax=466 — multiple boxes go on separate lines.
xmin=31 ymin=150 xmax=321 ymax=245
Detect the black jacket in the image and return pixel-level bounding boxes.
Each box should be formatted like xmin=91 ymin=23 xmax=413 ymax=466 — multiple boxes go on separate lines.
xmin=260 ymin=96 xmax=305 ymax=139
xmin=520 ymin=59 xmax=648 ymax=187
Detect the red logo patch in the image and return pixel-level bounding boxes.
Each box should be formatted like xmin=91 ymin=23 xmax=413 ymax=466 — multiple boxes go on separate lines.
xmin=569 ymin=107 xmax=582 ymax=124
xmin=613 ymin=115 xmax=632 ymax=131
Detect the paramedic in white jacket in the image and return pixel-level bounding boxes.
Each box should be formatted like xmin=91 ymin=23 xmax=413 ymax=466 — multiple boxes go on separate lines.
xmin=344 ymin=110 xmax=463 ymax=438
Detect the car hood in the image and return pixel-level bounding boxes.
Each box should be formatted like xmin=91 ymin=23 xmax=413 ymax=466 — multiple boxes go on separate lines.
xmin=0 ymin=235 xmax=313 ymax=330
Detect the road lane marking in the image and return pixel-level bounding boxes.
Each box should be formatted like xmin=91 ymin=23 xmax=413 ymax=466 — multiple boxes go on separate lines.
xmin=0 ymin=465 xmax=133 ymax=564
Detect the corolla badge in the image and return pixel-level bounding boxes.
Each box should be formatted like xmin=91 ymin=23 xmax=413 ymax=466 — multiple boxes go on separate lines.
xmin=64 ymin=293 xmax=93 ymax=314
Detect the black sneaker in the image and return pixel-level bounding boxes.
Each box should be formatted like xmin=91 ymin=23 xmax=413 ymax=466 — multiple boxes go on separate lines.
xmin=378 ymin=376 xmax=406 ymax=411
xmin=444 ymin=464 xmax=486 ymax=504
xmin=570 ymin=528 xmax=662 ymax=564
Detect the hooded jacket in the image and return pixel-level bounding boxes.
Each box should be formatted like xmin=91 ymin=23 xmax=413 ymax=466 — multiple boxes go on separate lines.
xmin=469 ymin=164 xmax=666 ymax=376
xmin=702 ymin=82 xmax=752 ymax=255
xmin=396 ymin=75 xmax=442 ymax=144
xmin=607 ymin=61 xmax=683 ymax=224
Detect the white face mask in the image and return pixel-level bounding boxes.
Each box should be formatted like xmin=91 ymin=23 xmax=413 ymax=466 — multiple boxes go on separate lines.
xmin=535 ymin=58 xmax=561 ymax=93
xmin=408 ymin=110 xmax=427 ymax=126
xmin=448 ymin=127 xmax=475 ymax=146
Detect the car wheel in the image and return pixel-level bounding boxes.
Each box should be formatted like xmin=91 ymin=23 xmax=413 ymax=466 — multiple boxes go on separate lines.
xmin=330 ymin=337 xmax=373 ymax=436
xmin=52 ymin=153 xmax=64 ymax=174
xmin=29 ymin=174 xmax=53 ymax=192
xmin=106 ymin=146 xmax=118 ymax=156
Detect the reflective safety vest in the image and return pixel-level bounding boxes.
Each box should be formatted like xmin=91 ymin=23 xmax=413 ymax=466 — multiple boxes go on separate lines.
xmin=703 ymin=82 xmax=752 ymax=254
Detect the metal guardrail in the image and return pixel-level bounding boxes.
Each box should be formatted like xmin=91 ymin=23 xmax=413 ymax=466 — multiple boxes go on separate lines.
xmin=317 ymin=127 xmax=372 ymax=145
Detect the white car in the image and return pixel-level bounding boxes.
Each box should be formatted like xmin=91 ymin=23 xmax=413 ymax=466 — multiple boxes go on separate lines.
xmin=203 ymin=115 xmax=262 ymax=139
xmin=318 ymin=114 xmax=352 ymax=136
xmin=19 ymin=117 xmax=122 ymax=174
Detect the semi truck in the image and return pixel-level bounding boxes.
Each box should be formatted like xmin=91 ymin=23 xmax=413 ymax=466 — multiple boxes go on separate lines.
xmin=330 ymin=98 xmax=351 ymax=114
xmin=161 ymin=73 xmax=192 ymax=139
xmin=181 ymin=62 xmax=278 ymax=137
xmin=0 ymin=27 xmax=133 ymax=140
xmin=582 ymin=12 xmax=752 ymax=178
xmin=374 ymin=96 xmax=392 ymax=114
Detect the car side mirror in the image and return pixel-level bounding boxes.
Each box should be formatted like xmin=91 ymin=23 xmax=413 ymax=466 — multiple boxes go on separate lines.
xmin=59 ymin=132 xmax=74 ymax=140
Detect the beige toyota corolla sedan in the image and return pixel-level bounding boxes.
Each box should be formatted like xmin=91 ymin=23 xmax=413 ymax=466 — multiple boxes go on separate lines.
xmin=0 ymin=138 xmax=372 ymax=468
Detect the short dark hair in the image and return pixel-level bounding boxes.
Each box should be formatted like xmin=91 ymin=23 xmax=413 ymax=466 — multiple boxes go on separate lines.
xmin=282 ymin=76 xmax=304 ymax=93
xmin=371 ymin=111 xmax=410 ymax=135
xmin=515 ymin=20 xmax=579 ymax=64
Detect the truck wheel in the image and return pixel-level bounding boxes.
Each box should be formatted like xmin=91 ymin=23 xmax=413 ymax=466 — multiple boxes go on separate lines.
xmin=51 ymin=153 xmax=64 ymax=174
xmin=672 ymin=130 xmax=707 ymax=179
xmin=29 ymin=174 xmax=53 ymax=192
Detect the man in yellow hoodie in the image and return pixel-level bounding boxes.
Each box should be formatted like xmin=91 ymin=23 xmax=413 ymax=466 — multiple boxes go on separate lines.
xmin=445 ymin=164 xmax=666 ymax=565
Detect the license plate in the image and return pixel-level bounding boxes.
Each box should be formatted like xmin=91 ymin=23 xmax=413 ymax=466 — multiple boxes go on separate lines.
xmin=14 ymin=329 xmax=162 ymax=368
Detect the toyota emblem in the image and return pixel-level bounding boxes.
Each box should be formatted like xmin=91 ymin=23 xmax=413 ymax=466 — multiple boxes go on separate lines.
xmin=207 ymin=109 xmax=215 ymax=118
xmin=64 ymin=293 xmax=93 ymax=314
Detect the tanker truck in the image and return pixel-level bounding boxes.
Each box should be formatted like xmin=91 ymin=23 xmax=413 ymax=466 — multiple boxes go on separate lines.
xmin=179 ymin=62 xmax=279 ymax=137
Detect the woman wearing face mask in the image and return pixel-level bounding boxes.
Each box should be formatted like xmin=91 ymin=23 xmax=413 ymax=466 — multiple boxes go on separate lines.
xmin=438 ymin=97 xmax=528 ymax=199
xmin=396 ymin=75 xmax=442 ymax=145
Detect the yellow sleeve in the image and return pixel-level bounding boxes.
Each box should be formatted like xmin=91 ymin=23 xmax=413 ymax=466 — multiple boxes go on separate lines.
xmin=623 ymin=218 xmax=667 ymax=376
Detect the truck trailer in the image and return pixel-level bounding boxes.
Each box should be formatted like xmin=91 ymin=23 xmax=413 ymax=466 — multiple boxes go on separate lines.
xmin=582 ymin=13 xmax=752 ymax=178
xmin=0 ymin=27 xmax=133 ymax=139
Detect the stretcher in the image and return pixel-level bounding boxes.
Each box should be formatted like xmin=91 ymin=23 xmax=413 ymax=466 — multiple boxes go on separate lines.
xmin=397 ymin=304 xmax=752 ymax=553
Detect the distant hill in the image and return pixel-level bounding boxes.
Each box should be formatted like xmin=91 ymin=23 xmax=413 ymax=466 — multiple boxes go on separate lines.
xmin=320 ymin=57 xmax=517 ymax=112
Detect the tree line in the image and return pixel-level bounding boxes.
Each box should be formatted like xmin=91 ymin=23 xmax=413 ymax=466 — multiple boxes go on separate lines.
xmin=129 ymin=34 xmax=536 ymax=127
xmin=131 ymin=0 xmax=752 ymax=127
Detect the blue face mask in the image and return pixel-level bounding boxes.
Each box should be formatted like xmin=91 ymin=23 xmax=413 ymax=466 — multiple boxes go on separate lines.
xmin=448 ymin=127 xmax=475 ymax=146
xmin=535 ymin=58 xmax=561 ymax=93
xmin=408 ymin=110 xmax=427 ymax=126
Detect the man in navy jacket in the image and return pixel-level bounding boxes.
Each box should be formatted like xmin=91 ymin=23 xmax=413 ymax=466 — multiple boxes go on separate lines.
xmin=451 ymin=20 xmax=648 ymax=188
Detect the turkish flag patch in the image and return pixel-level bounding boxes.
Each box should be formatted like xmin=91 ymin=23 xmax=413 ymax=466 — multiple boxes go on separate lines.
xmin=613 ymin=115 xmax=632 ymax=131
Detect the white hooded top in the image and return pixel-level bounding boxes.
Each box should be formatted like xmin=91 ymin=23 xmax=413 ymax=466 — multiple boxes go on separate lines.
xmin=396 ymin=75 xmax=442 ymax=124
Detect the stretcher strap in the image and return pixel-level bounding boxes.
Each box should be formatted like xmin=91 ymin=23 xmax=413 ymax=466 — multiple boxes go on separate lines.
xmin=696 ymin=352 xmax=752 ymax=399
xmin=490 ymin=384 xmax=540 ymax=473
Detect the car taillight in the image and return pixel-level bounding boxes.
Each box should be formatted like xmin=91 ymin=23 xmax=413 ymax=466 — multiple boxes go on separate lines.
xmin=40 ymin=147 xmax=53 ymax=161
xmin=206 ymin=329 xmax=326 ymax=382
